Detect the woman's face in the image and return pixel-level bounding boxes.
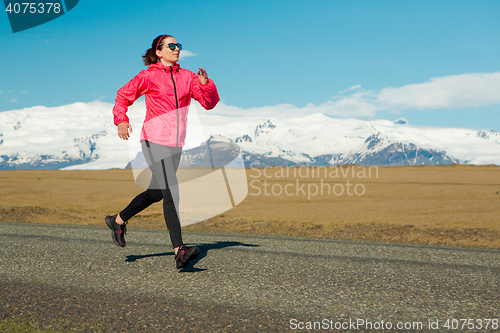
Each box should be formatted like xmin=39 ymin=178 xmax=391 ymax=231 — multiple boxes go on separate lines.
xmin=156 ymin=36 xmax=180 ymax=66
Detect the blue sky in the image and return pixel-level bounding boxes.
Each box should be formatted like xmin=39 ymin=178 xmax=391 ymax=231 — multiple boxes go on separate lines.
xmin=1 ymin=0 xmax=499 ymax=130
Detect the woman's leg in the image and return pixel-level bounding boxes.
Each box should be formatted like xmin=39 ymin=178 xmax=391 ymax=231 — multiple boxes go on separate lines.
xmin=118 ymin=188 xmax=164 ymax=223
xmin=140 ymin=140 xmax=198 ymax=268
xmin=142 ymin=141 xmax=183 ymax=249
xmin=106 ymin=157 xmax=164 ymax=247
xmin=148 ymin=157 xmax=183 ymax=249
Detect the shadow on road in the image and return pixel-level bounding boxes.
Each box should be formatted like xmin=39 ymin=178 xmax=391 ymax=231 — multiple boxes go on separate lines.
xmin=125 ymin=251 xmax=174 ymax=262
xmin=125 ymin=241 xmax=259 ymax=273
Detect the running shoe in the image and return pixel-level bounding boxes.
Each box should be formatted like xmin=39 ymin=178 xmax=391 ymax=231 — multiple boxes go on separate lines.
xmin=175 ymin=245 xmax=200 ymax=269
xmin=105 ymin=214 xmax=127 ymax=247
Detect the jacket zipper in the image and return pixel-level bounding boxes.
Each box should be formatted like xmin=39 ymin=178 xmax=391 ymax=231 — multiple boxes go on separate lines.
xmin=169 ymin=68 xmax=180 ymax=147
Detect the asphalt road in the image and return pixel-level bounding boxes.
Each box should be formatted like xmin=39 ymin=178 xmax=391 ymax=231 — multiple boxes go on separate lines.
xmin=1 ymin=222 xmax=499 ymax=332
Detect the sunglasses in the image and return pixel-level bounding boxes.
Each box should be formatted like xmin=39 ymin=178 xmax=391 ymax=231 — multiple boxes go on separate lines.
xmin=165 ymin=43 xmax=182 ymax=51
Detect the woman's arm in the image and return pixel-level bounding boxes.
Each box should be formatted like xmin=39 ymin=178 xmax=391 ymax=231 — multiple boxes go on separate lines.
xmin=112 ymin=71 xmax=150 ymax=126
xmin=190 ymin=68 xmax=220 ymax=110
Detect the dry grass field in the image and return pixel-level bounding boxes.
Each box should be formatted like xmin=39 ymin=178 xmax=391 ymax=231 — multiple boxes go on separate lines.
xmin=0 ymin=165 xmax=499 ymax=248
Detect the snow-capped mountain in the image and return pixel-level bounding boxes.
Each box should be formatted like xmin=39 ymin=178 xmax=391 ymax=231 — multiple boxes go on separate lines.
xmin=0 ymin=101 xmax=499 ymax=170
xmin=316 ymin=133 xmax=459 ymax=166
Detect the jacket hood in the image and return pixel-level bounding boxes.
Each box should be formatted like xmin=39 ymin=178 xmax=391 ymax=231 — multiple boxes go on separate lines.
xmin=149 ymin=61 xmax=180 ymax=72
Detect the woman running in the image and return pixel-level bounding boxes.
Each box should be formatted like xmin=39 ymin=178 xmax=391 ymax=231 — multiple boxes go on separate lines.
xmin=106 ymin=34 xmax=220 ymax=269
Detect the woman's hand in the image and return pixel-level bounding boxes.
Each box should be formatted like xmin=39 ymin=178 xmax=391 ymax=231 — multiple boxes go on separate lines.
xmin=197 ymin=68 xmax=208 ymax=85
xmin=117 ymin=122 xmax=133 ymax=140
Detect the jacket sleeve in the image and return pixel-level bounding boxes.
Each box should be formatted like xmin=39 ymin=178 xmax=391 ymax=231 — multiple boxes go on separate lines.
xmin=190 ymin=73 xmax=220 ymax=110
xmin=112 ymin=71 xmax=150 ymax=126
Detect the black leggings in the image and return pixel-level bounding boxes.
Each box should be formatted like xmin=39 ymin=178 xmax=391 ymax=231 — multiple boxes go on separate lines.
xmin=120 ymin=141 xmax=183 ymax=248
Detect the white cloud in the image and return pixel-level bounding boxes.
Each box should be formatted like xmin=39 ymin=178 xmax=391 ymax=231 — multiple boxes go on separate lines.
xmin=326 ymin=91 xmax=380 ymax=117
xmin=179 ymin=50 xmax=196 ymax=60
xmin=377 ymin=72 xmax=500 ymax=110
xmin=209 ymin=72 xmax=500 ymax=119
xmin=208 ymin=93 xmax=377 ymax=119
xmin=11 ymin=99 xmax=18 ymax=103
xmin=339 ymin=84 xmax=362 ymax=93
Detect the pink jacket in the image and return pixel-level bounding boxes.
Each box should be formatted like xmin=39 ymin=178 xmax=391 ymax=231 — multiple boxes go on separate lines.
xmin=113 ymin=62 xmax=220 ymax=147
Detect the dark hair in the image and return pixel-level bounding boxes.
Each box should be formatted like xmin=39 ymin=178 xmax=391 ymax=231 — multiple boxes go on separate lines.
xmin=142 ymin=34 xmax=174 ymax=66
